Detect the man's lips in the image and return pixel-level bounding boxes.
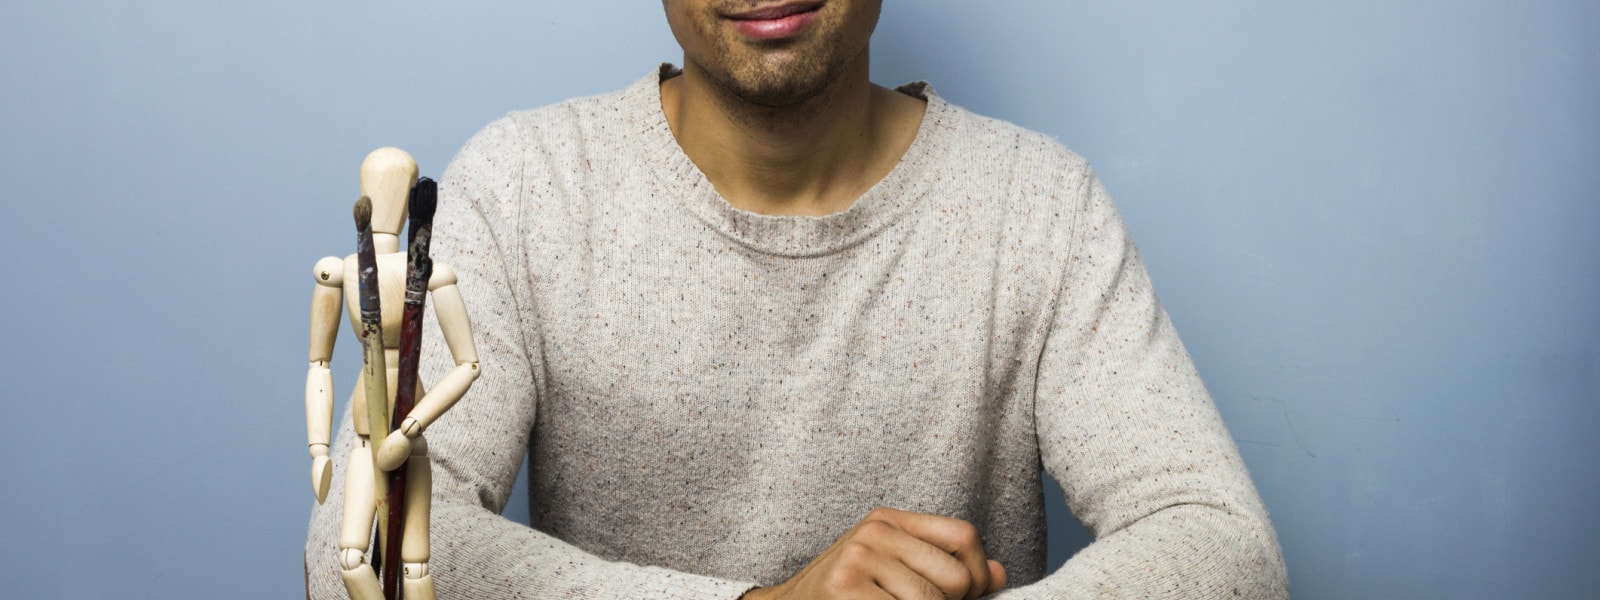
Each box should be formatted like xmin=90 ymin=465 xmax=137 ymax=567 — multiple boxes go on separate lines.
xmin=726 ymin=1 xmax=823 ymax=21
xmin=725 ymin=1 xmax=824 ymax=41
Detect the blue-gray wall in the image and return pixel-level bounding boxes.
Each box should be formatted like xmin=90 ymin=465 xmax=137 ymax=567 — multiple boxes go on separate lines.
xmin=1 ymin=2 xmax=1594 ymax=598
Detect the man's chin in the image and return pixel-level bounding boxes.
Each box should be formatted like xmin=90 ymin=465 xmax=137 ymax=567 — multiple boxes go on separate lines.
xmin=715 ymin=64 xmax=838 ymax=109
xmin=729 ymin=82 xmax=825 ymax=109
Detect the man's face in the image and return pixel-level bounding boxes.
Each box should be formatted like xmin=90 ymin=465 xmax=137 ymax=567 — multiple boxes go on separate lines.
xmin=662 ymin=0 xmax=882 ymax=108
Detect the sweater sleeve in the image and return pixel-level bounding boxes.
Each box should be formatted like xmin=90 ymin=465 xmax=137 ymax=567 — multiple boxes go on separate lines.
xmin=998 ymin=167 xmax=1288 ymax=599
xmin=303 ymin=115 xmax=758 ymax=600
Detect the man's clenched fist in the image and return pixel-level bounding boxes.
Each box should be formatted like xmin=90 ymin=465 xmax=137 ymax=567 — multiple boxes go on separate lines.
xmin=742 ymin=507 xmax=1007 ymax=600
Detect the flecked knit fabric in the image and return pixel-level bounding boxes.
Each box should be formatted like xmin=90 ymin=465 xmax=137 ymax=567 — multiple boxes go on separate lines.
xmin=305 ymin=65 xmax=1288 ymax=599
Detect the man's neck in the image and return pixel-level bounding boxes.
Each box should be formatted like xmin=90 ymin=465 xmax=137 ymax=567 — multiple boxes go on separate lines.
xmin=660 ymin=57 xmax=926 ymax=217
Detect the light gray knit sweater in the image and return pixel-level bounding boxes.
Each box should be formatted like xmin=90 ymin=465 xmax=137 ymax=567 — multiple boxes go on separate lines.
xmin=306 ymin=66 xmax=1288 ymax=599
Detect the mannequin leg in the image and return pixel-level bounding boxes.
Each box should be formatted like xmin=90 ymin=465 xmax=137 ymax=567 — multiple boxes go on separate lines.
xmin=401 ymin=436 xmax=436 ymax=600
xmin=338 ymin=441 xmax=384 ymax=600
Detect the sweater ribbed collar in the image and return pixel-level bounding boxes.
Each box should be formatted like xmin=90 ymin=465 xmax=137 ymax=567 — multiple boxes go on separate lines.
xmin=630 ymin=64 xmax=954 ymax=258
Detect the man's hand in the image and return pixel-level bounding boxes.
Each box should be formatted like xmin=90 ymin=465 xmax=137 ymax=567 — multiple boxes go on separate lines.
xmin=742 ymin=507 xmax=1007 ymax=600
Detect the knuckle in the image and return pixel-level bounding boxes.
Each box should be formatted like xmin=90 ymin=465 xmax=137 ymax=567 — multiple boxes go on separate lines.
xmin=948 ymin=520 xmax=981 ymax=547
xmin=856 ymin=519 xmax=896 ymax=538
xmin=837 ymin=541 xmax=874 ymax=563
xmin=823 ymin=565 xmax=865 ymax=593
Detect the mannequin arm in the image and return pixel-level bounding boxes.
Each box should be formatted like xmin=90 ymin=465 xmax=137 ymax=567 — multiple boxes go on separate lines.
xmin=306 ymin=255 xmax=346 ymax=503
xmin=376 ymin=263 xmax=480 ymax=472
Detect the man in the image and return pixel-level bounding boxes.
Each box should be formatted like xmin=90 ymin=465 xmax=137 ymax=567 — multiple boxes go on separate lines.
xmin=307 ymin=1 xmax=1289 ymax=598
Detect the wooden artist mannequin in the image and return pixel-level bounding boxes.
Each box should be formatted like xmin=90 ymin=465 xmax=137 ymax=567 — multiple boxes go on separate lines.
xmin=306 ymin=147 xmax=481 ymax=600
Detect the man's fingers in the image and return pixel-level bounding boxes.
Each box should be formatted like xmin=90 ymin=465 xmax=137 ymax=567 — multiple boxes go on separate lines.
xmin=986 ymin=560 xmax=1007 ymax=594
xmin=845 ymin=544 xmax=949 ymax=600
xmin=867 ymin=507 xmax=985 ymax=557
xmin=863 ymin=508 xmax=994 ymax=599
xmin=854 ymin=519 xmax=975 ymax=599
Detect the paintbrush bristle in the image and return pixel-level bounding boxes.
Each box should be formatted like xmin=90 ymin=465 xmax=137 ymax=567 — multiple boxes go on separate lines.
xmin=353 ymin=196 xmax=372 ymax=230
xmin=411 ymin=178 xmax=437 ymax=223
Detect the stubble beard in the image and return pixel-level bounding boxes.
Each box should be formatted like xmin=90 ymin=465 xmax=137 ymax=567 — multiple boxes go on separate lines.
xmin=691 ymin=19 xmax=865 ymax=128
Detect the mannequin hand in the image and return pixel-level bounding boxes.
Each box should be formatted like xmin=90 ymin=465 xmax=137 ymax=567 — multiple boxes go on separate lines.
xmin=743 ymin=507 xmax=1006 ymax=600
xmin=375 ymin=417 xmax=425 ymax=472
xmin=374 ymin=429 xmax=412 ymax=472
xmin=374 ymin=432 xmax=412 ymax=473
xmin=310 ymin=453 xmax=332 ymax=504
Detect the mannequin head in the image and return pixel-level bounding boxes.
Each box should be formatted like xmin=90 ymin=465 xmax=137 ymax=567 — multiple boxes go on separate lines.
xmin=359 ymin=147 xmax=418 ymax=239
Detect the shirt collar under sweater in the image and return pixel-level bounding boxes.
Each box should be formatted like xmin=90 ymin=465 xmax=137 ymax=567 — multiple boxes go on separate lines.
xmin=630 ymin=64 xmax=957 ymax=258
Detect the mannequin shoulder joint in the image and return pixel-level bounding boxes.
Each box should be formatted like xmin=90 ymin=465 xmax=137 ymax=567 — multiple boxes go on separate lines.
xmin=312 ymin=256 xmax=345 ymax=287
xmin=428 ymin=263 xmax=458 ymax=290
